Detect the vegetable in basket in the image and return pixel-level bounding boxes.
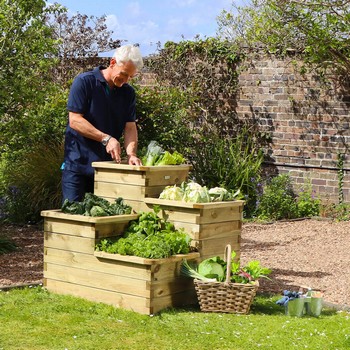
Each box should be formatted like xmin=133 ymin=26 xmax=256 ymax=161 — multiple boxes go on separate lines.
xmin=181 ymin=249 xmax=271 ymax=284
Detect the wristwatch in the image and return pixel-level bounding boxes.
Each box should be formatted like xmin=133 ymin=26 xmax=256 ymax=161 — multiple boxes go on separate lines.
xmin=101 ymin=135 xmax=112 ymax=146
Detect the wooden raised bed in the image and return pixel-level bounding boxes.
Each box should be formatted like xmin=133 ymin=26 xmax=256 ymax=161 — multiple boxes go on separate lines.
xmin=41 ymin=210 xmax=199 ymax=315
xmin=143 ymin=198 xmax=245 ymax=261
xmin=91 ymin=162 xmax=192 ymax=212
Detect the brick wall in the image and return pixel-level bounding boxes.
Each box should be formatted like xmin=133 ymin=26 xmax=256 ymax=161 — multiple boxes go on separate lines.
xmin=237 ymin=54 xmax=350 ymax=202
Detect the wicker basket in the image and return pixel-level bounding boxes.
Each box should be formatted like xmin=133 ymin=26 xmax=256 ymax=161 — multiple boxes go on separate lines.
xmin=194 ymin=244 xmax=258 ymax=314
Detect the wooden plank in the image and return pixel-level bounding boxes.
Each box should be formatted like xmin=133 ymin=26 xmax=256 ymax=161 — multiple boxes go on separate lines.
xmin=44 ymin=219 xmax=95 ymax=238
xmin=44 ymin=248 xmax=151 ymax=280
xmin=155 ymin=207 xmax=242 ymax=225
xmin=41 ymin=210 xmax=139 ymax=224
xmin=94 ymin=168 xmax=147 ymax=185
xmin=94 ymin=251 xmax=200 ymax=266
xmin=92 ymin=161 xmax=192 ymax=173
xmin=44 ymin=264 xmax=150 ymax=297
xmin=94 ymin=168 xmax=189 ymax=187
xmin=44 ymin=232 xmax=96 ymax=254
xmin=44 ymin=279 xmax=151 ymax=315
xmin=144 ymin=198 xmax=245 ymax=209
xmin=172 ymin=222 xmax=242 ymax=240
xmin=192 ymin=237 xmax=241 ymax=259
xmin=94 ymin=182 xmax=166 ymax=199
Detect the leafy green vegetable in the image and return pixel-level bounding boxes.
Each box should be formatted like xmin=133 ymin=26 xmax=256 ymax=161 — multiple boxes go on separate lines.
xmin=159 ymin=185 xmax=184 ymax=201
xmin=208 ymin=187 xmax=241 ymax=202
xmin=198 ymin=257 xmax=225 ymax=281
xmin=142 ymin=141 xmax=186 ymax=166
xmin=182 ymin=182 xmax=211 ymax=203
xmin=61 ymin=193 xmax=132 ymax=217
xmin=159 ymin=181 xmax=241 ymax=203
xmin=95 ymin=206 xmax=192 ymax=259
xmin=181 ymin=249 xmax=271 ymax=284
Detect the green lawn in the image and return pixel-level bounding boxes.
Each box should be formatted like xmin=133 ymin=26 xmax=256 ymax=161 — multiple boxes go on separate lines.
xmin=0 ymin=286 xmax=349 ymax=350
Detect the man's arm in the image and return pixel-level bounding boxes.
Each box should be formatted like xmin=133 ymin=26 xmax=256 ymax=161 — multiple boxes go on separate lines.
xmin=69 ymin=111 xmax=122 ymax=162
xmin=124 ymin=122 xmax=142 ymax=165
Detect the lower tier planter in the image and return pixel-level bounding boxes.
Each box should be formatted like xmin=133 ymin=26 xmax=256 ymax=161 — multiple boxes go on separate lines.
xmin=41 ymin=209 xmax=199 ymax=315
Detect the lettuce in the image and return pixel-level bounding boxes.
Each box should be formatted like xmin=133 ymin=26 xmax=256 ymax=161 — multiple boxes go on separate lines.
xmin=142 ymin=141 xmax=186 ymax=166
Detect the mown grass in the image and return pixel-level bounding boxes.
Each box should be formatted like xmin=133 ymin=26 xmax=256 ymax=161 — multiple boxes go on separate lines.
xmin=0 ymin=286 xmax=349 ymax=350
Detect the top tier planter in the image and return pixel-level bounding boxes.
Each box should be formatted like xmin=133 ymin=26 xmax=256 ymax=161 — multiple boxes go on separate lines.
xmin=92 ymin=162 xmax=192 ymax=212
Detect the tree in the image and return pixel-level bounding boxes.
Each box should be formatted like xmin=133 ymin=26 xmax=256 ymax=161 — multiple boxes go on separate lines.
xmin=0 ymin=0 xmax=58 ymax=149
xmin=46 ymin=6 xmax=121 ymax=85
xmin=217 ymin=0 xmax=350 ymax=76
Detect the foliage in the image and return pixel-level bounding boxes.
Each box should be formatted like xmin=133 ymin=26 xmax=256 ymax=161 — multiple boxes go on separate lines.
xmin=182 ymin=250 xmax=271 ymax=284
xmin=217 ymin=0 xmax=350 ymax=77
xmin=0 ymin=0 xmax=59 ymax=152
xmin=255 ymin=174 xmax=298 ymax=221
xmin=159 ymin=182 xmax=241 ymax=203
xmin=141 ymin=140 xmax=185 ymax=166
xmin=0 ymin=287 xmax=348 ymax=350
xmin=0 ymin=140 xmax=64 ymax=223
xmin=61 ymin=193 xmax=132 ymax=217
xmin=0 ymin=235 xmax=17 ymax=255
xmin=45 ymin=5 xmax=120 ymax=85
xmin=96 ymin=207 xmax=192 ymax=258
xmin=190 ymin=127 xmax=264 ymax=216
xmin=135 ymin=84 xmax=195 ymax=152
xmin=256 ymin=174 xmax=322 ymax=221
xmin=145 ymin=37 xmax=241 ymax=140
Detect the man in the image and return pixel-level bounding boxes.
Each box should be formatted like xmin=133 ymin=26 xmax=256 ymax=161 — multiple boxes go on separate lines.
xmin=61 ymin=45 xmax=144 ymax=202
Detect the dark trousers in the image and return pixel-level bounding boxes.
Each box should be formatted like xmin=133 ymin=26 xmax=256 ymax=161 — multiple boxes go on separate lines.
xmin=61 ymin=169 xmax=94 ymax=203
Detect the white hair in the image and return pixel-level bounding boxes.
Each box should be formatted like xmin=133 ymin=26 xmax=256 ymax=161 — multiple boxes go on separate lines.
xmin=113 ymin=45 xmax=144 ymax=70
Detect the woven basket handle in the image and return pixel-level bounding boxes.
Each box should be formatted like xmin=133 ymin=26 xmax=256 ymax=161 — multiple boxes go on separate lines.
xmin=224 ymin=244 xmax=232 ymax=283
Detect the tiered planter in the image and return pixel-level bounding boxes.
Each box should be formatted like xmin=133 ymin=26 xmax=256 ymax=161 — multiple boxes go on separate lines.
xmin=41 ymin=210 xmax=199 ymax=315
xmin=144 ymin=198 xmax=244 ymax=261
xmin=92 ymin=162 xmax=192 ymax=212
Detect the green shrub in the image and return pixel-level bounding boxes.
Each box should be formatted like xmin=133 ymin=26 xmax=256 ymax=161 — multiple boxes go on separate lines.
xmin=1 ymin=140 xmax=63 ymax=223
xmin=256 ymin=174 xmax=298 ymax=221
xmin=256 ymin=174 xmax=323 ymax=221
xmin=189 ymin=127 xmax=264 ymax=216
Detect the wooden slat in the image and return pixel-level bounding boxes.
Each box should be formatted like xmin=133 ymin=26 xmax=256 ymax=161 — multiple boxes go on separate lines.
xmin=41 ymin=209 xmax=138 ymax=224
xmin=44 ymin=219 xmax=95 ymax=238
xmin=44 ymin=279 xmax=151 ymax=315
xmin=192 ymin=237 xmax=241 ymax=259
xmin=144 ymin=198 xmax=245 ymax=209
xmin=44 ymin=232 xmax=95 ymax=254
xmin=94 ymin=251 xmax=200 ymax=266
xmin=91 ymin=161 xmax=192 ymax=173
xmin=44 ymin=264 xmax=150 ymax=297
xmin=94 ymin=168 xmax=147 ymax=185
xmin=173 ymin=222 xmax=242 ymax=240
xmin=94 ymin=181 xmax=166 ymax=199
xmin=44 ymin=248 xmax=151 ymax=280
xmin=155 ymin=207 xmax=242 ymax=225
xmin=94 ymin=168 xmax=189 ymax=187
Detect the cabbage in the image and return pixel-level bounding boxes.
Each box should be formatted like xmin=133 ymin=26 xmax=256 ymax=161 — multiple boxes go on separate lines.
xmin=159 ymin=185 xmax=184 ymax=201
xmin=183 ymin=182 xmax=211 ymax=203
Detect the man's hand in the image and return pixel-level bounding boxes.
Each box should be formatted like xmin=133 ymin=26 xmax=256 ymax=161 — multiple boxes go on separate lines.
xmin=128 ymin=154 xmax=142 ymax=166
xmin=106 ymin=137 xmax=122 ymax=163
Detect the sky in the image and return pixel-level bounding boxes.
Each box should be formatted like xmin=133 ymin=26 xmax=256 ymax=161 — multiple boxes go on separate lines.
xmin=49 ymin=0 xmax=245 ymax=57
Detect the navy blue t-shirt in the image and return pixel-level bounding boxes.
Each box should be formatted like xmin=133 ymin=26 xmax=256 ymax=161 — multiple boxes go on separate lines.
xmin=63 ymin=66 xmax=136 ymax=176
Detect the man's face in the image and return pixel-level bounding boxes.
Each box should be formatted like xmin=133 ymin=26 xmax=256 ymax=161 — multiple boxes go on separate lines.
xmin=111 ymin=60 xmax=137 ymax=87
